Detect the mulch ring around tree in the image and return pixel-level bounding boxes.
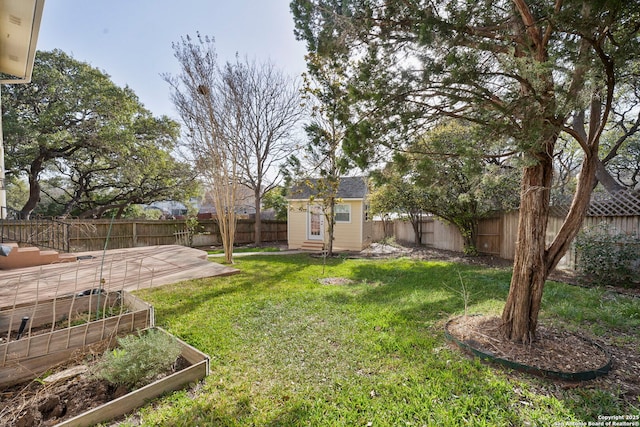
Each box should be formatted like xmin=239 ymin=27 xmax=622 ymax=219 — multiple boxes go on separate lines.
xmin=445 ymin=315 xmax=640 ymax=406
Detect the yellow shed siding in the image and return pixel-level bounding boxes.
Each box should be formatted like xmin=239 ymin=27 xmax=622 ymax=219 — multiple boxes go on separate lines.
xmin=287 ymin=201 xmax=308 ymax=249
xmin=287 ymin=199 xmax=371 ymax=252
xmin=332 ymin=201 xmax=361 ymax=251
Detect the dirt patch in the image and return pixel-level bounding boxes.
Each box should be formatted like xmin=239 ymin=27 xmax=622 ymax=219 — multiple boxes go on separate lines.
xmin=359 ymin=242 xmax=413 ymax=257
xmin=0 ymin=355 xmax=190 ymax=426
xmin=445 ymin=315 xmax=640 ymax=406
xmin=318 ymin=277 xmax=355 ymax=286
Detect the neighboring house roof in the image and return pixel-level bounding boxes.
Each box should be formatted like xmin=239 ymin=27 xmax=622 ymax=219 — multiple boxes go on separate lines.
xmin=288 ymin=176 xmax=368 ymax=200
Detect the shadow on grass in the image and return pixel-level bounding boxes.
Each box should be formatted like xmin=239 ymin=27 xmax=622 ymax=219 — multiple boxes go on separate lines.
xmin=130 ymin=255 xmax=633 ymax=425
xmin=336 ymin=259 xmax=512 ymax=318
xmin=263 ymin=403 xmax=312 ymax=427
xmin=139 ymin=253 xmax=346 ymax=324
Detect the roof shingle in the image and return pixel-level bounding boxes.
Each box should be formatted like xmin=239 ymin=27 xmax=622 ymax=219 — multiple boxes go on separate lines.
xmin=288 ymin=176 xmax=368 ymax=200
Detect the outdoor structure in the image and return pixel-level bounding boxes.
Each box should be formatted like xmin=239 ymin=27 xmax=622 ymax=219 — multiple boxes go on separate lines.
xmin=196 ymin=184 xmax=258 ymax=219
xmin=0 ymin=0 xmax=46 ymax=219
xmin=287 ymin=176 xmax=372 ymax=252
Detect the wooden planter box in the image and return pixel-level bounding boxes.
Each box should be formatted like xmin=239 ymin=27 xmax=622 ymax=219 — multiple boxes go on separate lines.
xmin=55 ymin=327 xmax=210 ymax=427
xmin=0 ymin=291 xmax=153 ymax=387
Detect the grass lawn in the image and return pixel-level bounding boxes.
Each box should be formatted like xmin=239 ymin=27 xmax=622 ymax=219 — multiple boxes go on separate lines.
xmin=122 ymin=254 xmax=639 ymax=426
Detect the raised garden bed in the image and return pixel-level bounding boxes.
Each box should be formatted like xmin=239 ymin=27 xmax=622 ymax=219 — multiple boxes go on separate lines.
xmin=0 ymin=327 xmax=210 ymax=426
xmin=0 ymin=290 xmax=153 ymax=387
xmin=54 ymin=327 xmax=210 ymax=427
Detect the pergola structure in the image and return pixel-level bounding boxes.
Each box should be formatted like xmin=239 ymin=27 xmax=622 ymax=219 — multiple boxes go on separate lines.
xmin=0 ymin=0 xmax=46 ymax=218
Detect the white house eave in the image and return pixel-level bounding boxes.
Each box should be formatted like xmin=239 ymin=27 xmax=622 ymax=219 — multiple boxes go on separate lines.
xmin=0 ymin=0 xmax=45 ymax=83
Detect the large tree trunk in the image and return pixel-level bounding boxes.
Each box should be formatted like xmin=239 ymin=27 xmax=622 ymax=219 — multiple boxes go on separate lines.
xmin=594 ymin=158 xmax=625 ymax=193
xmin=410 ymin=211 xmax=422 ymax=245
xmin=20 ymin=158 xmax=45 ymax=219
xmin=20 ymin=155 xmax=45 ymax=219
xmin=502 ymin=133 xmax=600 ymax=344
xmin=20 ymin=174 xmax=40 ymax=219
xmin=501 ymin=147 xmax=555 ymax=344
xmin=461 ymin=220 xmax=478 ymax=256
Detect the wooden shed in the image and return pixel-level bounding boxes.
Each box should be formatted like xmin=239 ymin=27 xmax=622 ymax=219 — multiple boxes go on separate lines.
xmin=287 ymin=177 xmax=372 ymax=252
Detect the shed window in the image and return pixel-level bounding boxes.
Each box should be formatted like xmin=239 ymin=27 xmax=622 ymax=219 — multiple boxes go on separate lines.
xmin=335 ymin=204 xmax=351 ymax=222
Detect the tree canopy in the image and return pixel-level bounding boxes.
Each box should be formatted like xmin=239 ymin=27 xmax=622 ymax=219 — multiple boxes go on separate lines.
xmin=372 ymin=120 xmax=520 ymax=253
xmin=285 ymin=52 xmax=356 ymax=256
xmin=2 ymin=49 xmax=197 ymax=219
xmin=291 ymin=0 xmax=640 ymax=342
xmin=368 ymin=168 xmax=429 ymax=244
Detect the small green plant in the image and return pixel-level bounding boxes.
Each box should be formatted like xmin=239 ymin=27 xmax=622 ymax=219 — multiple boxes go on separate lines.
xmin=575 ymin=223 xmax=640 ymax=288
xmin=463 ymin=244 xmax=478 ymax=256
xmin=444 ymin=271 xmax=475 ymax=315
xmin=91 ymin=329 xmax=182 ymax=390
xmin=377 ymin=235 xmax=398 ymax=247
xmin=184 ymin=216 xmax=202 ymax=247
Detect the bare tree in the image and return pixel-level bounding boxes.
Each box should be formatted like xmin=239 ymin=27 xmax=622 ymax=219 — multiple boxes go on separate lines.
xmin=229 ymin=57 xmax=303 ymax=245
xmin=165 ymin=34 xmax=240 ymax=264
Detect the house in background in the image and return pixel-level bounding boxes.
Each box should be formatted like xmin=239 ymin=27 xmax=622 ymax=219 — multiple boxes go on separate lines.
xmin=287 ymin=176 xmax=372 ymax=252
xmin=196 ymin=185 xmax=258 ymax=219
xmin=148 ymin=200 xmax=189 ymax=218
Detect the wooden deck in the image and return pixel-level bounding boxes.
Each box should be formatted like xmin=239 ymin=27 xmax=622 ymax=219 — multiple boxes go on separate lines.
xmin=0 ymin=245 xmax=239 ymax=308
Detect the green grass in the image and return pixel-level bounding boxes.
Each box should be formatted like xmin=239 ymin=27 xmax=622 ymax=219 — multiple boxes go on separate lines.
xmin=117 ymin=255 xmax=639 ymax=426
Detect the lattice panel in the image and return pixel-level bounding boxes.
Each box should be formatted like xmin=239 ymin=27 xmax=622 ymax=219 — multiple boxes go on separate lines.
xmin=587 ymin=190 xmax=640 ymax=216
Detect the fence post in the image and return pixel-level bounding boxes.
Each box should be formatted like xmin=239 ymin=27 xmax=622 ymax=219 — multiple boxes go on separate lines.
xmin=132 ymin=221 xmax=138 ymax=247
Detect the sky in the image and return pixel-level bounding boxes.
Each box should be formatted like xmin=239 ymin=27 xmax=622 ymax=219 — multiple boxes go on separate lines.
xmin=36 ymin=0 xmax=308 ymax=120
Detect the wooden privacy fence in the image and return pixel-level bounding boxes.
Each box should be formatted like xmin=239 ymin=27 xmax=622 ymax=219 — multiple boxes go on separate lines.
xmin=1 ymin=219 xmax=287 ymax=252
xmin=373 ymin=211 xmax=640 ymax=270
xmin=373 ymin=217 xmax=465 ymax=252
xmin=0 ymin=217 xmax=71 ymax=253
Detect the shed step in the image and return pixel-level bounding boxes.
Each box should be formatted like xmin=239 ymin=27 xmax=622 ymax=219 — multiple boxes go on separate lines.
xmin=300 ymin=241 xmax=325 ymax=252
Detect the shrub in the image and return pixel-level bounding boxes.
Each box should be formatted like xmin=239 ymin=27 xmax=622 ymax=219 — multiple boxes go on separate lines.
xmin=377 ymin=235 xmax=398 ymax=247
xmin=91 ymin=329 xmax=182 ymax=390
xmin=575 ymin=223 xmax=640 ymax=288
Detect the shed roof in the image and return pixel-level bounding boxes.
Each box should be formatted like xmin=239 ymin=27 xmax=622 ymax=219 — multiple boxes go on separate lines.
xmin=288 ymin=176 xmax=368 ymax=200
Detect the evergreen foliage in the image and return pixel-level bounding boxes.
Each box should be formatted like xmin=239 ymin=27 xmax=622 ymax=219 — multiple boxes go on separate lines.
xmin=2 ymin=49 xmax=197 ymax=219
xmin=575 ymin=223 xmax=640 ymax=288
xmin=291 ymin=0 xmax=640 ymax=342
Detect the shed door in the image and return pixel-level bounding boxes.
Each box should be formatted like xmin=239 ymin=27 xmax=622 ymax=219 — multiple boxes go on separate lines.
xmin=308 ymin=204 xmax=324 ymax=240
